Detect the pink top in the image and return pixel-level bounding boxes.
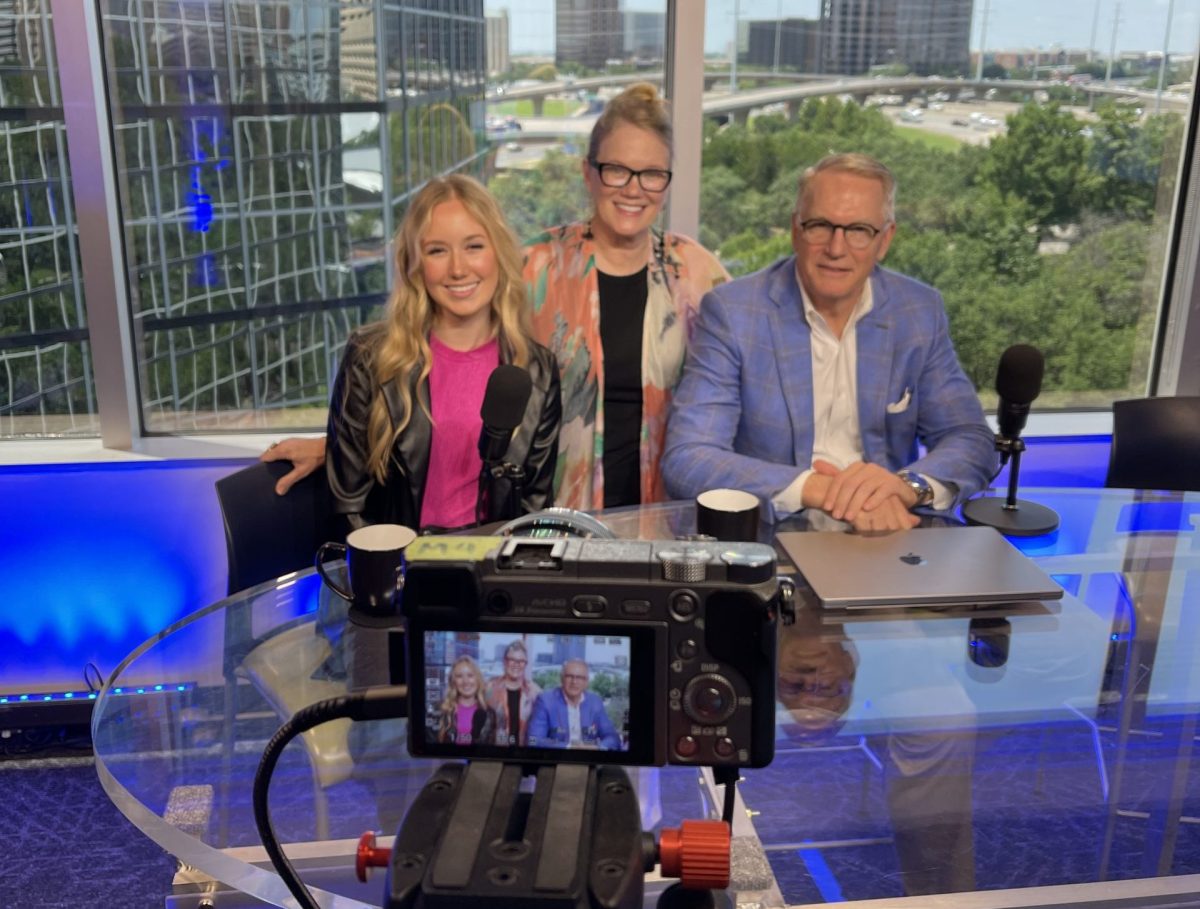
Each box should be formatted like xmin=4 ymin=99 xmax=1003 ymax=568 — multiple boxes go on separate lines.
xmin=455 ymin=704 xmax=476 ymax=743
xmin=421 ymin=335 xmax=500 ymax=529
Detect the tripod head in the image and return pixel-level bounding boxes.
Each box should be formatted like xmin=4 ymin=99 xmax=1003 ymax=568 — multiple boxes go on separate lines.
xmin=357 ymin=760 xmax=734 ymax=909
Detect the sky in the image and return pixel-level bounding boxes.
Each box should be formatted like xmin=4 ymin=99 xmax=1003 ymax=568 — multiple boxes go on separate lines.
xmin=485 ymin=0 xmax=1200 ymax=58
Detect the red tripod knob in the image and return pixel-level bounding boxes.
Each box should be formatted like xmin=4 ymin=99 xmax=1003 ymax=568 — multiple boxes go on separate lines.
xmin=356 ymin=831 xmax=391 ymax=882
xmin=658 ymin=819 xmax=731 ymax=890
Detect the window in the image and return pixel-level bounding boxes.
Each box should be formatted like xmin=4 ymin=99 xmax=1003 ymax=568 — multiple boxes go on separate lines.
xmin=97 ymin=0 xmax=486 ymax=433
xmin=3 ymin=1 xmax=1197 ymax=442
xmin=0 ymin=0 xmax=94 ymax=437
xmin=700 ymin=0 xmax=1197 ymax=411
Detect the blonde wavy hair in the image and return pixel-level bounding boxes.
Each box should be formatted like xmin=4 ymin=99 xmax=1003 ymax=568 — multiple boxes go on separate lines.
xmin=439 ymin=656 xmax=489 ymax=715
xmin=587 ymin=81 xmax=673 ymax=162
xmin=365 ymin=174 xmax=532 ymax=483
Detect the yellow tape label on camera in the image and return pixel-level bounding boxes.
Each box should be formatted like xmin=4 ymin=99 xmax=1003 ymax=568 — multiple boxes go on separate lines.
xmin=406 ymin=536 xmax=503 ymax=562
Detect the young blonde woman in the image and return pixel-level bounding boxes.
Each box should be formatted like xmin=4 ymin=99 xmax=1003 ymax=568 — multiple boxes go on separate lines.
xmin=435 ymin=656 xmax=496 ymax=745
xmin=325 ymin=175 xmax=561 ymax=530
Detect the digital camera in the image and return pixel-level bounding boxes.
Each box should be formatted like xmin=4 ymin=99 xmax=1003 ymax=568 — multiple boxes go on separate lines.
xmin=401 ymin=535 xmax=787 ymax=768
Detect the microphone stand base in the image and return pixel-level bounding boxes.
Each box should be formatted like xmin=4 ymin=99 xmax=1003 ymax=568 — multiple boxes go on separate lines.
xmin=962 ymin=496 xmax=1059 ymax=537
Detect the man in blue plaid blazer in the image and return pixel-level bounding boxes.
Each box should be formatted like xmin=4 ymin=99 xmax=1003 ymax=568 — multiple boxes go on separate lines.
xmin=663 ymin=153 xmax=996 ymax=531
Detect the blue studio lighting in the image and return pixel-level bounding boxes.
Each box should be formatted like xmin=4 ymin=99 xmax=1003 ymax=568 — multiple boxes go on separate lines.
xmin=0 ymin=460 xmax=238 ymax=695
xmin=0 ymin=683 xmax=192 ymax=705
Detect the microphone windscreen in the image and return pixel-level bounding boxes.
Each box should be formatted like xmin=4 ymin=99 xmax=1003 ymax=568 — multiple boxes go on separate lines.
xmin=995 ymin=344 xmax=1044 ymax=405
xmin=480 ymin=364 xmax=532 ymax=430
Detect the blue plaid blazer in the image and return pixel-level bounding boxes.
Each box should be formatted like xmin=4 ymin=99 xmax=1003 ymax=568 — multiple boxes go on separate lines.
xmin=662 ymin=257 xmax=997 ymax=519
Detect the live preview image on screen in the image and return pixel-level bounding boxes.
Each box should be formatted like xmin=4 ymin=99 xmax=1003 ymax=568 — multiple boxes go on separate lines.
xmin=422 ymin=630 xmax=632 ymax=754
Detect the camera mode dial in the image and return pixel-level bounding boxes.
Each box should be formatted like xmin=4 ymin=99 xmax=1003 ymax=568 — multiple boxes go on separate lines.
xmin=659 ymin=547 xmax=712 ymax=583
xmin=682 ymin=672 xmax=738 ymax=726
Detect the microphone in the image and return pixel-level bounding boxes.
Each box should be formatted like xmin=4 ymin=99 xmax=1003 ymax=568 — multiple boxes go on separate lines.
xmin=479 ymin=364 xmax=532 ymax=464
xmin=996 ymin=344 xmax=1044 ymax=452
xmin=962 ymin=345 xmax=1059 ymax=536
xmin=477 ymin=365 xmax=533 ymax=524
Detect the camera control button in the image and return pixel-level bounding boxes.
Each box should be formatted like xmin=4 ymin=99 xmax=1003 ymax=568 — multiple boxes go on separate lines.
xmin=621 ymin=598 xmax=652 ymax=616
xmin=721 ymin=547 xmax=775 ymax=584
xmin=683 ymin=674 xmax=738 ymax=726
xmin=669 ymin=591 xmax=700 ymax=621
xmin=571 ymin=595 xmax=606 ymax=617
xmin=714 ymin=737 xmax=737 ymax=758
xmin=675 ymin=735 xmax=699 ymax=759
xmin=677 ymin=639 xmax=699 ymax=660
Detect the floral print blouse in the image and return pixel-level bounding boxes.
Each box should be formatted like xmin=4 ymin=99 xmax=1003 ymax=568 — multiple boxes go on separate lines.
xmin=523 ymin=222 xmax=729 ymax=511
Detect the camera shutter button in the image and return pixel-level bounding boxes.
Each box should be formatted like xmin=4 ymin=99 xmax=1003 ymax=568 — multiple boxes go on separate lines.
xmin=721 ymin=547 xmax=775 ymax=584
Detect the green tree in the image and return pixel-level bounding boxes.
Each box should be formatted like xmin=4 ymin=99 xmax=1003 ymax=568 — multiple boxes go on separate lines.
xmin=488 ymin=149 xmax=591 ymax=244
xmin=1087 ymin=103 xmax=1183 ymax=218
xmin=978 ymin=102 xmax=1098 ymax=227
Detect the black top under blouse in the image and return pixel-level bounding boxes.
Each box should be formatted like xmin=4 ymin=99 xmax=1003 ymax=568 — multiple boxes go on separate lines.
xmin=597 ymin=266 xmax=648 ymax=508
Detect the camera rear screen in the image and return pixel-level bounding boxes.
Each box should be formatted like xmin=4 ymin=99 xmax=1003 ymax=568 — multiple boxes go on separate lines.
xmin=421 ymin=630 xmax=632 ymax=755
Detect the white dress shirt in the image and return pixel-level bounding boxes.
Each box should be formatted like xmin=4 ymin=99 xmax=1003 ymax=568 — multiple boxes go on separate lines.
xmin=567 ymin=698 xmax=583 ymax=745
xmin=771 ymin=274 xmax=954 ymax=516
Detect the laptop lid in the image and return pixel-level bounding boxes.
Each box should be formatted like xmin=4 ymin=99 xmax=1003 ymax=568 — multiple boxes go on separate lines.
xmin=777 ymin=526 xmax=1064 ymax=609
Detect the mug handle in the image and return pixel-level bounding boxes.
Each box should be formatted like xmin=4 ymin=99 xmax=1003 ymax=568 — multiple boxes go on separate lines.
xmin=315 ymin=542 xmax=353 ymax=602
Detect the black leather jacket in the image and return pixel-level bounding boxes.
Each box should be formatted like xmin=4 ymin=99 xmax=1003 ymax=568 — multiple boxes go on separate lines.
xmin=325 ymin=326 xmax=562 ymax=531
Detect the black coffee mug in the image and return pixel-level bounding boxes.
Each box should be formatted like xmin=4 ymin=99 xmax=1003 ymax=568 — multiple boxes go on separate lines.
xmin=696 ymin=488 xmax=762 ymax=542
xmin=316 ymin=524 xmax=416 ymax=616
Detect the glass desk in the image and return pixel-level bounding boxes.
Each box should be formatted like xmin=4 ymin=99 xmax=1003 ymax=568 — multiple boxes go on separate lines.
xmin=92 ymin=488 xmax=1200 ymax=908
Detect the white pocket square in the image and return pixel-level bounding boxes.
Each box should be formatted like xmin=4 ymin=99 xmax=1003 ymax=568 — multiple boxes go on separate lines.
xmin=886 ymin=389 xmax=912 ymax=414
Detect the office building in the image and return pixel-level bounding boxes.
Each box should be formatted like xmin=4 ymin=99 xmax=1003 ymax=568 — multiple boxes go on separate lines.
xmin=625 ymin=10 xmax=665 ymax=62
xmin=820 ymin=0 xmax=971 ymax=75
xmin=487 ymin=9 xmax=511 ymax=75
xmin=556 ymin=0 xmax=623 ymax=70
xmin=743 ymin=17 xmax=822 ymax=71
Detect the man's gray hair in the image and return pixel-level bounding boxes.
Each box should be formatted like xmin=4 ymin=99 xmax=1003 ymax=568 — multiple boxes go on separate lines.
xmin=793 ymin=153 xmax=897 ymax=224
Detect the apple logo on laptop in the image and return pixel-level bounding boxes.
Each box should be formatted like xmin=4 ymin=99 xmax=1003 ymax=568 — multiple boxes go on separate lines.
xmin=899 ymin=552 xmax=926 ymax=566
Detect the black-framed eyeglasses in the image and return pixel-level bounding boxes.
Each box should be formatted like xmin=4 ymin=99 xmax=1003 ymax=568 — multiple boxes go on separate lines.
xmin=797 ymin=218 xmax=888 ymax=250
xmin=589 ymin=159 xmax=673 ymax=192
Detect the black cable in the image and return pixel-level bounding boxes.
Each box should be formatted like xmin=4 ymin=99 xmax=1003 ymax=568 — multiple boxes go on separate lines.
xmin=252 ymin=685 xmax=409 ymax=909
xmin=713 ymin=766 xmax=740 ymax=826
xmin=83 ymin=662 xmax=104 ymax=693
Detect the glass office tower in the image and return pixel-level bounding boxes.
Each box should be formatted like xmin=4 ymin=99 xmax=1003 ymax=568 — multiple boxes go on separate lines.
xmin=102 ymin=0 xmax=485 ymax=432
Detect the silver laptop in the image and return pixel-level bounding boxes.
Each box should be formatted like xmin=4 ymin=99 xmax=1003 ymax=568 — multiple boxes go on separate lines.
xmin=777 ymin=526 xmax=1064 ymax=609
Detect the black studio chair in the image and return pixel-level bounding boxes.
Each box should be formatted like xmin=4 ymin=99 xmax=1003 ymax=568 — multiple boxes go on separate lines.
xmin=214 ymin=459 xmax=352 ymax=841
xmin=1105 ymin=396 xmax=1200 ymax=492
xmin=215 ymin=459 xmax=336 ymax=594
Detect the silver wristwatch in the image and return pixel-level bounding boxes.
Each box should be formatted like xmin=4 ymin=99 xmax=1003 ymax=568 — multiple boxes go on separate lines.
xmin=896 ymin=469 xmax=934 ymax=508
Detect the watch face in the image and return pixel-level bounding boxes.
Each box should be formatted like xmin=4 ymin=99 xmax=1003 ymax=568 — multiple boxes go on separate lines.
xmin=900 ymin=471 xmax=931 ymax=505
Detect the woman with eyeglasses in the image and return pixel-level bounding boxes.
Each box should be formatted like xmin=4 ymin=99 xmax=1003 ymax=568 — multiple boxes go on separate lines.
xmin=483 ymin=640 xmax=541 ymax=746
xmin=522 ymin=83 xmax=729 ymax=510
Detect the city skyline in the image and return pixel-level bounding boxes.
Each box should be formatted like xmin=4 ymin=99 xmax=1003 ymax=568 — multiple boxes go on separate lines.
xmin=487 ymin=0 xmax=1200 ymax=59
